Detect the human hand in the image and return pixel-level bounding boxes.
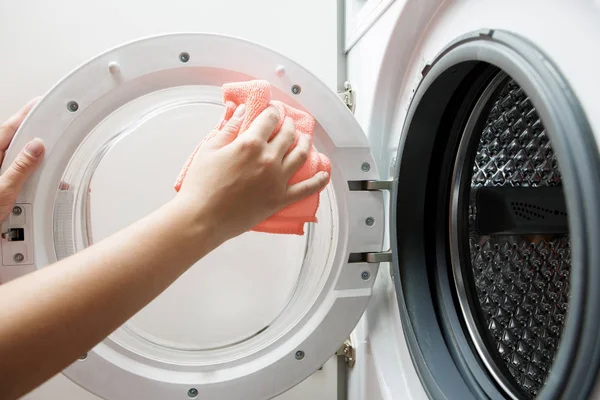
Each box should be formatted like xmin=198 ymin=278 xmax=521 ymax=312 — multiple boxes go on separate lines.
xmin=175 ymin=104 xmax=330 ymax=243
xmin=0 ymin=98 xmax=45 ymax=222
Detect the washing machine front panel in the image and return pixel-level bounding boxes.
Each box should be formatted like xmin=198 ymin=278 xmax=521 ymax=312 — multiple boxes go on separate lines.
xmin=376 ymin=0 xmax=600 ymax=165
xmin=391 ymin=43 xmax=599 ymax=400
xmin=347 ymin=1 xmax=600 ymax=399
xmin=392 ymin=40 xmax=600 ymax=400
xmin=0 ymin=34 xmax=386 ymax=400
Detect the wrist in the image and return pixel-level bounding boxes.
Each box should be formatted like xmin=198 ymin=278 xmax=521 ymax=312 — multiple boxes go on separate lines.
xmin=162 ymin=196 xmax=227 ymax=254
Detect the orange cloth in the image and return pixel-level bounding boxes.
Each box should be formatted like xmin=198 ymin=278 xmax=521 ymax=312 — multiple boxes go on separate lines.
xmin=175 ymin=80 xmax=331 ymax=235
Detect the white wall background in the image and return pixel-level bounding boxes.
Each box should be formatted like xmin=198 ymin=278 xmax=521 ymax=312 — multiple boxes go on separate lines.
xmin=0 ymin=0 xmax=339 ymax=121
xmin=0 ymin=1 xmax=341 ymax=399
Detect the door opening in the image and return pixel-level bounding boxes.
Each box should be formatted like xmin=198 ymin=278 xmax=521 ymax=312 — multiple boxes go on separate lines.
xmin=391 ymin=31 xmax=600 ymax=400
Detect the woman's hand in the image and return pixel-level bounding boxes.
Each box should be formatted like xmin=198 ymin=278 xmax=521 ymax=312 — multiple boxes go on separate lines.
xmin=176 ymin=104 xmax=329 ymax=243
xmin=0 ymin=98 xmax=45 ymax=221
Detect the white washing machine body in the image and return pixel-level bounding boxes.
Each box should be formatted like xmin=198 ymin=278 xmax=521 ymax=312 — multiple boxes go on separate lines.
xmin=346 ymin=0 xmax=600 ymax=399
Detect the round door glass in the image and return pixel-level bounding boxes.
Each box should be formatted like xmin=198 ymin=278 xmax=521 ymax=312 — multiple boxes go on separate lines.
xmin=52 ymin=85 xmax=336 ymax=361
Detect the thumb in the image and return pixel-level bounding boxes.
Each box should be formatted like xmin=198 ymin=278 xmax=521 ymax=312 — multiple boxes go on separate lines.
xmin=0 ymin=139 xmax=45 ymax=196
xmin=208 ymin=104 xmax=246 ymax=148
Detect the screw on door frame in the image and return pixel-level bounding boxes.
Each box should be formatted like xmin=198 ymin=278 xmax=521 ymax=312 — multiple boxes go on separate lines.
xmin=361 ymin=162 xmax=370 ymax=172
xmin=336 ymin=339 xmax=355 ymax=368
xmin=12 ymin=206 xmax=22 ymax=216
xmin=294 ymin=350 xmax=305 ymax=360
xmin=67 ymin=101 xmax=79 ymax=112
xmin=179 ymin=52 xmax=190 ymax=63
xmin=13 ymin=253 xmax=24 ymax=263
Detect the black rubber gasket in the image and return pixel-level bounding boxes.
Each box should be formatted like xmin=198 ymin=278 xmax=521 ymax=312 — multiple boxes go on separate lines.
xmin=390 ymin=30 xmax=600 ymax=399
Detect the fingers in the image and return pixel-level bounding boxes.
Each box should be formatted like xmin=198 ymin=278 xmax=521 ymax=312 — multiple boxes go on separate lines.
xmin=282 ymin=134 xmax=310 ymax=177
xmin=247 ymin=106 xmax=280 ymax=141
xmin=0 ymin=97 xmax=40 ymax=165
xmin=269 ymin=117 xmax=296 ymax=159
xmin=285 ymin=171 xmax=329 ymax=205
xmin=0 ymin=98 xmax=40 ymax=143
xmin=208 ymin=104 xmax=246 ymax=149
xmin=0 ymin=139 xmax=45 ymax=198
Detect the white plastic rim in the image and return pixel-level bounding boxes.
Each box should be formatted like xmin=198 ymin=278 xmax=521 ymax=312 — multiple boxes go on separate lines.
xmin=1 ymin=33 xmax=385 ymax=400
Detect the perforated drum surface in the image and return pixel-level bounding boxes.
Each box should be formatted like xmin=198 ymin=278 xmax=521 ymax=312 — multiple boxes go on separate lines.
xmin=467 ymin=79 xmax=570 ymax=397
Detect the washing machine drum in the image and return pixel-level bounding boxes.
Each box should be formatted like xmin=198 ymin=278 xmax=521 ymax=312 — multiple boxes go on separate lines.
xmin=0 ymin=34 xmax=385 ymax=400
xmin=392 ymin=31 xmax=600 ymax=400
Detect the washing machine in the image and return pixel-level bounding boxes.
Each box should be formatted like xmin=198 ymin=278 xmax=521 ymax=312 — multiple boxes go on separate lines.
xmin=344 ymin=0 xmax=600 ymax=399
xmin=1 ymin=1 xmax=600 ymax=400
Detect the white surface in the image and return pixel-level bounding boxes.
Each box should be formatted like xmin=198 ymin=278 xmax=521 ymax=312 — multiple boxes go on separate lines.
xmin=346 ymin=0 xmax=600 ymax=399
xmin=344 ymin=0 xmax=398 ymax=51
xmin=0 ymin=0 xmax=339 ymax=122
xmin=0 ymin=1 xmax=346 ymax=399
xmin=24 ymin=357 xmax=340 ymax=400
xmin=346 ymin=2 xmax=435 ymax=397
xmin=1 ymin=32 xmax=384 ymax=400
xmin=376 ymin=0 xmax=600 ymax=170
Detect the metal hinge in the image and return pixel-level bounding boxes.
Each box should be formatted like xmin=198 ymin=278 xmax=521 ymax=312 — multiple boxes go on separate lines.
xmin=348 ymin=251 xmax=392 ymax=263
xmin=347 ymin=179 xmax=394 ymax=264
xmin=348 ymin=179 xmax=393 ymax=192
xmin=336 ymin=339 xmax=356 ymax=368
xmin=338 ymin=81 xmax=355 ymax=113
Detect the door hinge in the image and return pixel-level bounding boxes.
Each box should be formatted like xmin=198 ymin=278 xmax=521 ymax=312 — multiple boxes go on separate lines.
xmin=347 ymin=179 xmax=394 ymax=192
xmin=338 ymin=81 xmax=355 ymax=113
xmin=348 ymin=251 xmax=392 ymax=263
xmin=336 ymin=339 xmax=356 ymax=368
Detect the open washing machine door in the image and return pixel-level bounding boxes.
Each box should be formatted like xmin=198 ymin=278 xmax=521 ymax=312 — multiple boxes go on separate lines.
xmin=0 ymin=34 xmax=388 ymax=400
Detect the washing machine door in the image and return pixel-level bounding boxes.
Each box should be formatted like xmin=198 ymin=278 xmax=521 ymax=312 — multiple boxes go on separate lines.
xmin=0 ymin=34 xmax=386 ymax=400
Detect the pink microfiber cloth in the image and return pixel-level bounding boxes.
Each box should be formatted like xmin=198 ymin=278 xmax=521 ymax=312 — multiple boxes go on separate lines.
xmin=174 ymin=80 xmax=331 ymax=235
